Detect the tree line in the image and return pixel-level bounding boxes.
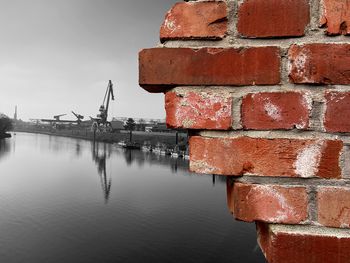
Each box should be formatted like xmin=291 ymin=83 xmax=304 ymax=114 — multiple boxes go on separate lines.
xmin=0 ymin=114 xmax=12 ymax=136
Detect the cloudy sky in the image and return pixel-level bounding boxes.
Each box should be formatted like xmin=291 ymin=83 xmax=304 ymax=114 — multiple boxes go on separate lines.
xmin=0 ymin=0 xmax=177 ymax=121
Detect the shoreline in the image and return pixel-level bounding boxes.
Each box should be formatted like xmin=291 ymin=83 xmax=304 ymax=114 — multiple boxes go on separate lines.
xmin=13 ymin=129 xmax=97 ymax=142
xmin=0 ymin=133 xmax=11 ymax=140
xmin=12 ymin=128 xmax=188 ymax=148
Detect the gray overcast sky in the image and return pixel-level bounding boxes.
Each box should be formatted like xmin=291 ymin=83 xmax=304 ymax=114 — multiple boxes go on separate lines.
xmin=0 ymin=0 xmax=177 ymax=121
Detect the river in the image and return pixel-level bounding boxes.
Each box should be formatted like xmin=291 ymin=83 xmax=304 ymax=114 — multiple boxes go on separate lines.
xmin=0 ymin=132 xmax=265 ymax=263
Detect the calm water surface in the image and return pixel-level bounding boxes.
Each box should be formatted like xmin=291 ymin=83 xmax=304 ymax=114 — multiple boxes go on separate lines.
xmin=0 ymin=133 xmax=265 ymax=263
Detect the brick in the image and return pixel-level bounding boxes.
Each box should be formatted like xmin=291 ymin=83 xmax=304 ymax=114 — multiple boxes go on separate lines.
xmin=242 ymin=92 xmax=310 ymax=130
xmin=324 ymin=91 xmax=350 ymax=133
xmin=318 ymin=187 xmax=350 ymax=228
xmin=189 ymin=136 xmax=342 ymax=178
xmin=257 ymin=223 xmax=350 ymax=263
xmin=289 ymin=44 xmax=350 ymax=85
xmin=165 ymin=91 xmax=232 ymax=130
xmin=232 ymin=183 xmax=308 ymax=224
xmin=139 ymin=47 xmax=281 ymax=93
xmin=237 ymin=0 xmax=310 ymax=38
xmin=320 ymin=0 xmax=350 ymax=35
xmin=160 ymin=1 xmax=227 ymax=42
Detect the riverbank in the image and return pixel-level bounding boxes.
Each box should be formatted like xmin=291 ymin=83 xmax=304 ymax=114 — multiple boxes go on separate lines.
xmin=0 ymin=133 xmax=11 ymax=139
xmin=13 ymin=127 xmax=188 ymax=148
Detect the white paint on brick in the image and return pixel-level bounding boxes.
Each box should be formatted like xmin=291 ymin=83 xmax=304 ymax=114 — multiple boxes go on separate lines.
xmin=302 ymin=92 xmax=313 ymax=111
xmin=290 ymin=51 xmax=311 ymax=82
xmin=294 ymin=142 xmax=323 ymax=178
xmin=295 ymin=119 xmax=307 ymax=129
xmin=294 ymin=52 xmax=307 ymax=71
xmin=207 ymin=48 xmax=224 ymax=55
xmin=182 ymin=118 xmax=194 ymax=127
xmin=164 ymin=15 xmax=181 ymax=34
xmin=254 ymin=185 xmax=296 ymax=222
xmin=328 ymin=92 xmax=347 ymax=103
xmin=190 ymin=160 xmax=216 ymax=174
xmin=264 ymin=100 xmax=281 ymax=120
xmin=174 ymin=91 xmax=231 ymax=129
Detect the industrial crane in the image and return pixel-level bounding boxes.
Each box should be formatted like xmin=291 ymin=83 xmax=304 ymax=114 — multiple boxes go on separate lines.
xmin=91 ymin=142 xmax=112 ymax=203
xmin=53 ymin=114 xmax=66 ymax=121
xmin=72 ymin=111 xmax=84 ymax=124
xmin=92 ymin=80 xmax=115 ymax=131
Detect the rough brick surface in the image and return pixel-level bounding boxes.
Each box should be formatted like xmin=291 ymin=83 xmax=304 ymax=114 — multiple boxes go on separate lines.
xmin=189 ymin=136 xmax=342 ymax=178
xmin=160 ymin=1 xmax=227 ymax=42
xmin=318 ymin=187 xmax=350 ymax=228
xmin=232 ymin=183 xmax=308 ymax=224
xmin=242 ymin=92 xmax=310 ymax=130
xmin=257 ymin=223 xmax=350 ymax=263
xmin=165 ymin=91 xmax=232 ymax=130
xmin=139 ymin=47 xmax=280 ymax=92
xmin=320 ymin=0 xmax=350 ymax=35
xmin=324 ymin=92 xmax=350 ymax=133
xmin=289 ymin=44 xmax=350 ymax=85
xmin=237 ymin=0 xmax=310 ymax=38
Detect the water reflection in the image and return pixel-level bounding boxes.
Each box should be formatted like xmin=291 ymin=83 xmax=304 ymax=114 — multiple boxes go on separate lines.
xmin=91 ymin=142 xmax=112 ymax=203
xmin=0 ymin=133 xmax=265 ymax=263
xmin=0 ymin=139 xmax=10 ymax=162
xmin=123 ymin=149 xmax=135 ymax=166
xmin=75 ymin=142 xmax=81 ymax=157
xmin=119 ymin=149 xmax=190 ymax=174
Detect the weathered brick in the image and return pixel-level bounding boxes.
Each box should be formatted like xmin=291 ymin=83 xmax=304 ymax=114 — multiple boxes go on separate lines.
xmin=237 ymin=0 xmax=310 ymax=38
xmin=324 ymin=91 xmax=350 ymax=133
xmin=231 ymin=183 xmax=308 ymax=224
xmin=160 ymin=1 xmax=227 ymax=42
xmin=165 ymin=91 xmax=232 ymax=130
xmin=257 ymin=223 xmax=350 ymax=263
xmin=242 ymin=92 xmax=310 ymax=130
xmin=318 ymin=187 xmax=350 ymax=228
xmin=289 ymin=44 xmax=350 ymax=85
xmin=320 ymin=0 xmax=350 ymax=35
xmin=139 ymin=47 xmax=281 ymax=93
xmin=189 ymin=136 xmax=342 ymax=178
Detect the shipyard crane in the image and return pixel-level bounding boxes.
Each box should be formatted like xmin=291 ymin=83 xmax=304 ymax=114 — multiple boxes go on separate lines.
xmin=54 ymin=114 xmax=66 ymax=121
xmin=41 ymin=113 xmax=77 ymax=127
xmin=92 ymin=142 xmax=112 ymax=203
xmin=93 ymin=80 xmax=115 ymax=131
xmin=72 ymin=111 xmax=84 ymax=124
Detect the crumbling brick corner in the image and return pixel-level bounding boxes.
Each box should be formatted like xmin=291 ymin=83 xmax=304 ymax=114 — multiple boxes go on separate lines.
xmin=139 ymin=1 xmax=350 ymax=262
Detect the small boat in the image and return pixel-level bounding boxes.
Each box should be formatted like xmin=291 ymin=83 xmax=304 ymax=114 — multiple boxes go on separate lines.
xmin=183 ymin=147 xmax=189 ymax=160
xmin=153 ymin=147 xmax=161 ymax=154
xmin=123 ymin=141 xmax=141 ymax=150
xmin=171 ymin=151 xmax=179 ymax=158
xmin=116 ymin=141 xmax=126 ymax=148
xmin=141 ymin=141 xmax=152 ymax=152
xmin=162 ymin=146 xmax=172 ymax=156
xmin=153 ymin=143 xmax=164 ymax=155
xmin=171 ymin=145 xmax=181 ymax=158
xmin=141 ymin=146 xmax=152 ymax=152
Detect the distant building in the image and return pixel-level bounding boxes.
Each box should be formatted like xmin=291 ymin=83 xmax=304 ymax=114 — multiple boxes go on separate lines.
xmin=14 ymin=106 xmax=17 ymax=121
xmin=151 ymin=122 xmax=174 ymax=133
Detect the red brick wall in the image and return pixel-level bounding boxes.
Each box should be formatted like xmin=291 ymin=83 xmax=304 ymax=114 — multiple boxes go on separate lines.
xmin=139 ymin=1 xmax=350 ymax=262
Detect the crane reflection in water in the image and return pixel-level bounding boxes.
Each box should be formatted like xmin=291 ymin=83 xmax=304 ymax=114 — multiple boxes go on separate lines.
xmin=91 ymin=142 xmax=112 ymax=203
